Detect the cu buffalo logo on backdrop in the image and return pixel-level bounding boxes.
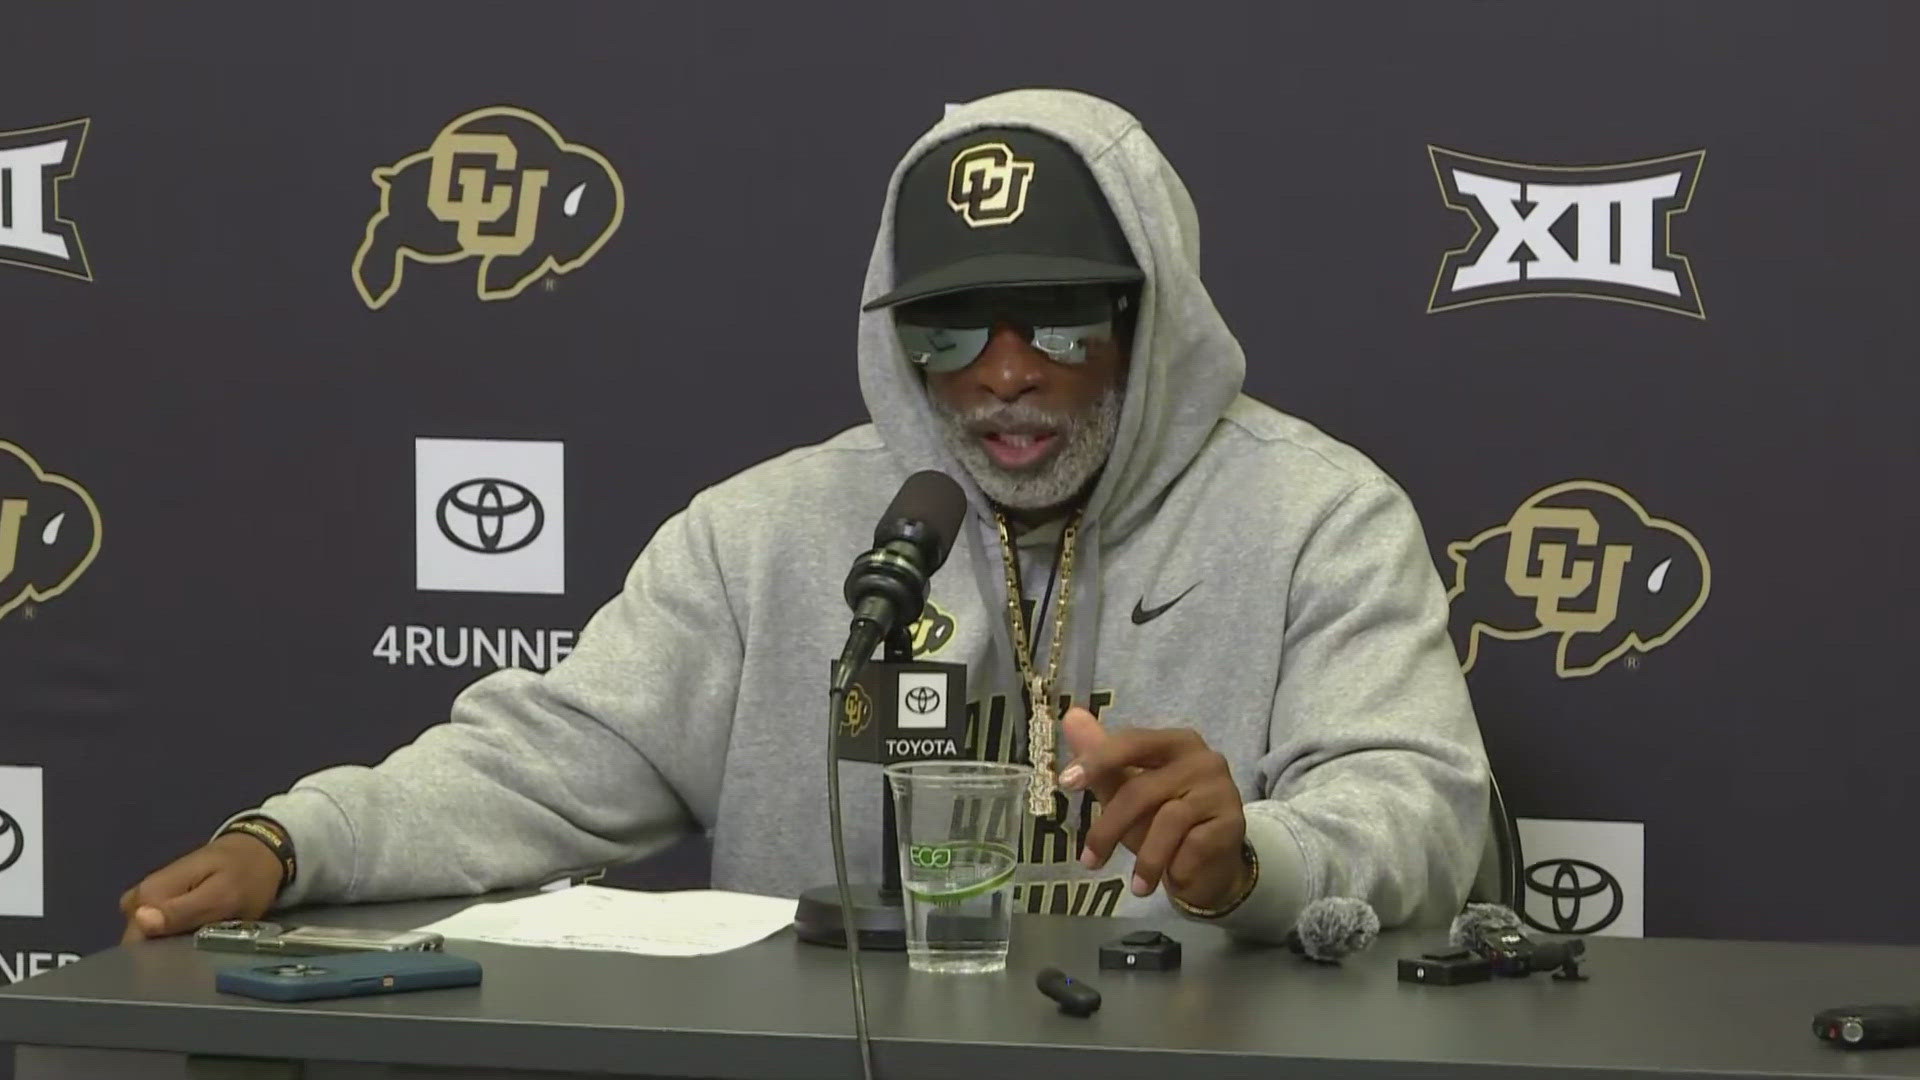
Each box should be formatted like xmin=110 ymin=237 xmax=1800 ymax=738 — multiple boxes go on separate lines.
xmin=352 ymin=106 xmax=624 ymax=309
xmin=1427 ymin=146 xmax=1704 ymax=317
xmin=0 ymin=118 xmax=91 ymax=281
xmin=947 ymin=142 xmax=1034 ymax=227
xmin=1448 ymin=481 xmax=1709 ymax=678
xmin=1 ymin=442 xmax=103 ymax=622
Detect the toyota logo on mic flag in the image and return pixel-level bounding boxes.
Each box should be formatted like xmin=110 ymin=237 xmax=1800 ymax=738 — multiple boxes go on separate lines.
xmin=896 ymin=671 xmax=948 ymax=729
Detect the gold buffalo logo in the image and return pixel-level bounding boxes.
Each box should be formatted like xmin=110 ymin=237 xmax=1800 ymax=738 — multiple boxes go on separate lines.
xmin=351 ymin=106 xmax=624 ymax=309
xmin=907 ymin=598 xmax=956 ymax=656
xmin=840 ymin=683 xmax=873 ymax=739
xmin=947 ymin=142 xmax=1033 ymax=228
xmin=1447 ymin=481 xmax=1709 ymax=677
xmin=1 ymin=442 xmax=103 ymax=621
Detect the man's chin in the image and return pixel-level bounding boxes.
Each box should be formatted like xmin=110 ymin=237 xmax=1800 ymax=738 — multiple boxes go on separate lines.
xmin=965 ymin=459 xmax=1086 ymax=512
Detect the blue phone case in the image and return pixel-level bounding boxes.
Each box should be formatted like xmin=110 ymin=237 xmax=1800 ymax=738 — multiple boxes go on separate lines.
xmin=215 ymin=949 xmax=482 ymax=1002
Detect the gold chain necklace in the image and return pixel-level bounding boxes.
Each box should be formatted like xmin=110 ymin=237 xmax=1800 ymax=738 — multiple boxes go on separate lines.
xmin=994 ymin=510 xmax=1081 ymax=816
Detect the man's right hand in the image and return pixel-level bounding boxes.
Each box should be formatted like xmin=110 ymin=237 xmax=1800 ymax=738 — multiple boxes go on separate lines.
xmin=119 ymin=833 xmax=285 ymax=945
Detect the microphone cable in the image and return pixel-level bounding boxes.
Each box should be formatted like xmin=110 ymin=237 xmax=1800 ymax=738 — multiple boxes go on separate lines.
xmin=827 ymin=681 xmax=877 ymax=1080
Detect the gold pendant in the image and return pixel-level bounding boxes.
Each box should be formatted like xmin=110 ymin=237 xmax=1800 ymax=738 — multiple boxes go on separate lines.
xmin=1026 ymin=674 xmax=1055 ymax=816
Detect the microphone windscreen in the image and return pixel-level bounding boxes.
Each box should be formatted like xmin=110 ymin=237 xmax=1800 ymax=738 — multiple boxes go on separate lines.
xmin=1293 ymin=897 xmax=1380 ymax=963
xmin=1449 ymin=902 xmax=1523 ymax=949
xmin=878 ymin=471 xmax=967 ymax=569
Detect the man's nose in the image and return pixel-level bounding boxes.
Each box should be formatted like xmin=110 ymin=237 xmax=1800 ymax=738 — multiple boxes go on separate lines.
xmin=969 ymin=323 xmax=1050 ymax=402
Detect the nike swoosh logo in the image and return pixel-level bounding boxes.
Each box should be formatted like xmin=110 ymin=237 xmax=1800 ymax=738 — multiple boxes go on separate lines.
xmin=1131 ymin=582 xmax=1199 ymax=625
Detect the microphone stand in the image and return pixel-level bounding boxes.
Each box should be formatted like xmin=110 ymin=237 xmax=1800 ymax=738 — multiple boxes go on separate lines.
xmin=793 ymin=627 xmax=914 ymax=949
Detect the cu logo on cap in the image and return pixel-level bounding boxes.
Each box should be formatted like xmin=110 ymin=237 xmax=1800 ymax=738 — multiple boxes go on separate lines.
xmin=947 ymin=142 xmax=1034 ymax=228
xmin=1522 ymin=858 xmax=1624 ymax=935
xmin=436 ymin=478 xmax=544 ymax=554
xmin=0 ymin=809 xmax=23 ymax=874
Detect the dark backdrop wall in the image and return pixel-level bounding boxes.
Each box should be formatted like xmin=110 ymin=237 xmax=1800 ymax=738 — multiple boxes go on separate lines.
xmin=4 ymin=0 xmax=1916 ymax=1020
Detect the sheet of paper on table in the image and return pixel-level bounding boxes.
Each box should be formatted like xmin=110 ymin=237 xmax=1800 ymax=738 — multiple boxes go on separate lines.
xmin=413 ymin=885 xmax=798 ymax=957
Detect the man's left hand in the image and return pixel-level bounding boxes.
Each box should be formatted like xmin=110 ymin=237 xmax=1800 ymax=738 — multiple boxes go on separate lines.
xmin=1060 ymin=707 xmax=1249 ymax=910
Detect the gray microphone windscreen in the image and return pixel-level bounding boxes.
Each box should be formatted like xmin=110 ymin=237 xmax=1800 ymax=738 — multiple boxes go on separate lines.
xmin=1449 ymin=902 xmax=1523 ymax=949
xmin=1293 ymin=897 xmax=1380 ymax=962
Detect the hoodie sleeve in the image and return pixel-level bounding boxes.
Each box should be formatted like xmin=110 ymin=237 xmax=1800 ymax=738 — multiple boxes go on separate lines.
xmin=1196 ymin=477 xmax=1490 ymax=941
xmin=230 ymin=498 xmax=738 ymax=909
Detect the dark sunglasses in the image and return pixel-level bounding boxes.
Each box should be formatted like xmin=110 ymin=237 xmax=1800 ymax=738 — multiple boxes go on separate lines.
xmin=893 ymin=285 xmax=1128 ymax=373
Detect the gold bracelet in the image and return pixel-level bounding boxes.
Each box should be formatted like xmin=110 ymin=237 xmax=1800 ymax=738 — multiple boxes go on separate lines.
xmin=1169 ymin=839 xmax=1259 ymax=919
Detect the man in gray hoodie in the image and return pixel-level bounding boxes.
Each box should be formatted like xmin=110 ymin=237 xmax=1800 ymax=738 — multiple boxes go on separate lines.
xmin=122 ymin=89 xmax=1489 ymax=946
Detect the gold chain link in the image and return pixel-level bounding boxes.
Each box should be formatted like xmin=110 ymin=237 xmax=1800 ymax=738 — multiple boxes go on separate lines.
xmin=994 ymin=510 xmax=1080 ymax=815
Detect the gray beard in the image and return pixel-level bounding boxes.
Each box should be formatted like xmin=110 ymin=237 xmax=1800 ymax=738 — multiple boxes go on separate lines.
xmin=930 ymin=386 xmax=1121 ymax=511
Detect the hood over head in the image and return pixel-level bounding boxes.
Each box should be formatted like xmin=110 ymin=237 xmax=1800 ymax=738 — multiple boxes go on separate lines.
xmin=856 ymin=88 xmax=1248 ymax=702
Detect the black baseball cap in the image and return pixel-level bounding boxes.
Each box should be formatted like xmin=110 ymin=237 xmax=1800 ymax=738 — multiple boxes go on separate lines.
xmin=863 ymin=126 xmax=1142 ymax=311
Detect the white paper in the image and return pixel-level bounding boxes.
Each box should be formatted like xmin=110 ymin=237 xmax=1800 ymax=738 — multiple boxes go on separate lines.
xmin=414 ymin=886 xmax=797 ymax=957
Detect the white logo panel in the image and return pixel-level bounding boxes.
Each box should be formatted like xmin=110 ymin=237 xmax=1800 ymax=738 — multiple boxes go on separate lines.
xmin=0 ymin=765 xmax=45 ymax=918
xmin=1515 ymin=817 xmax=1644 ymax=938
xmin=415 ymin=438 xmax=564 ymax=594
xmin=896 ymin=671 xmax=948 ymax=730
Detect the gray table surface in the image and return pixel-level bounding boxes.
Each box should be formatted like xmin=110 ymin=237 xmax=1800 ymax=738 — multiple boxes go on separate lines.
xmin=3 ymin=891 xmax=1919 ymax=1079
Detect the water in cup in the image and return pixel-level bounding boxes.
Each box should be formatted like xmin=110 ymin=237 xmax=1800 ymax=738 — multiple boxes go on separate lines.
xmin=884 ymin=761 xmax=1029 ymax=974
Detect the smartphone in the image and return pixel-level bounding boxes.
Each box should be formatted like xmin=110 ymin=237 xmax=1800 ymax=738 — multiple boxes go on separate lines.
xmin=215 ymin=950 xmax=482 ymax=1002
xmin=196 ymin=920 xmax=443 ymax=955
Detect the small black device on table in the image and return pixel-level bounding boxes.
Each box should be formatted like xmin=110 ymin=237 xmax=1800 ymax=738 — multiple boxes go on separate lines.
xmin=1399 ymin=948 xmax=1493 ymax=985
xmin=1100 ymin=930 xmax=1182 ymax=970
xmin=1037 ymin=968 xmax=1102 ymax=1016
xmin=1813 ymin=1004 xmax=1920 ymax=1049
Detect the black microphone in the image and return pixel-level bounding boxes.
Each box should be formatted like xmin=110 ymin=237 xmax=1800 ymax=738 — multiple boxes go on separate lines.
xmin=1451 ymin=902 xmax=1588 ymax=979
xmin=1286 ymin=897 xmax=1381 ymax=963
xmin=831 ymin=471 xmax=967 ymax=698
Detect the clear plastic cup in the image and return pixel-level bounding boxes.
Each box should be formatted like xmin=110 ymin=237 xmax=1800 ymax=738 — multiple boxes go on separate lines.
xmin=882 ymin=761 xmax=1030 ymax=974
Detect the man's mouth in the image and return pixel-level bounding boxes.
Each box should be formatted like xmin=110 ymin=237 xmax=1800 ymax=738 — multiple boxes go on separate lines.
xmin=978 ymin=429 xmax=1060 ymax=471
